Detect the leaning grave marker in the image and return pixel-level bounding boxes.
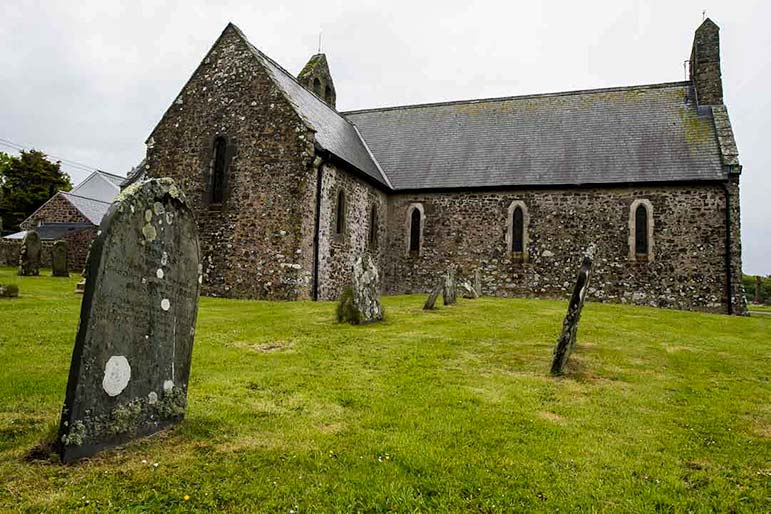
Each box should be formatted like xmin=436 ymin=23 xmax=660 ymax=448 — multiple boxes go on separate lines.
xmin=52 ymin=240 xmax=69 ymax=277
xmin=550 ymin=245 xmax=595 ymax=376
xmin=423 ymin=278 xmax=443 ymax=310
xmin=57 ymin=178 xmax=201 ymax=463
xmin=337 ymin=254 xmax=384 ymax=324
xmin=18 ymin=230 xmax=41 ymax=276
xmin=442 ymin=269 xmax=457 ymax=306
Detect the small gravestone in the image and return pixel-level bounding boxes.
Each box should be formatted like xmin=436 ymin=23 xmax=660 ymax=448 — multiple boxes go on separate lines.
xmin=423 ymin=279 xmax=443 ymax=310
xmin=18 ymin=230 xmax=41 ymax=276
xmin=0 ymin=284 xmax=19 ymax=298
xmin=460 ymin=280 xmax=479 ymax=299
xmin=551 ymin=245 xmax=595 ymax=376
xmin=57 ymin=178 xmax=201 ymax=463
xmin=52 ymin=240 xmax=69 ymax=277
xmin=442 ymin=269 xmax=457 ymax=306
xmin=473 ymin=269 xmax=482 ymax=297
xmin=337 ymin=254 xmax=383 ymax=324
xmin=75 ymin=278 xmax=85 ymax=294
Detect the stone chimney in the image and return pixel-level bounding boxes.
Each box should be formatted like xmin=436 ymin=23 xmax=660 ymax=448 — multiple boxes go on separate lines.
xmin=690 ymin=18 xmax=723 ymax=105
xmin=298 ymin=53 xmax=337 ymax=109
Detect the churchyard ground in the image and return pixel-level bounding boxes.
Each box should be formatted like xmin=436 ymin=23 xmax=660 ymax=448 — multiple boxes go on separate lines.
xmin=0 ymin=267 xmax=769 ymax=511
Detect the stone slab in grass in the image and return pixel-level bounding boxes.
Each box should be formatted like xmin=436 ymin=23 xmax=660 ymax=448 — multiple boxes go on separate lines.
xmin=18 ymin=230 xmax=41 ymax=276
xmin=551 ymin=245 xmax=595 ymax=376
xmin=57 ymin=178 xmax=201 ymax=463
xmin=52 ymin=240 xmax=69 ymax=277
xmin=337 ymin=254 xmax=383 ymax=324
xmin=460 ymin=280 xmax=479 ymax=299
xmin=442 ymin=269 xmax=457 ymax=306
xmin=0 ymin=284 xmax=19 ymax=297
xmin=423 ymin=279 xmax=443 ymax=310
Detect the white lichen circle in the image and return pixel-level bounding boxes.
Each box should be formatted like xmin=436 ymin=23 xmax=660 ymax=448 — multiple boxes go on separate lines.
xmin=156 ymin=268 xmax=164 ymax=279
xmin=163 ymin=380 xmax=174 ymax=392
xmin=161 ymin=298 xmax=170 ymax=311
xmin=102 ymin=356 xmax=131 ymax=397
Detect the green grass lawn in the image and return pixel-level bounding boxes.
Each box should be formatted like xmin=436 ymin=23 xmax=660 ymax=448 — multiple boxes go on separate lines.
xmin=0 ymin=267 xmax=769 ymax=512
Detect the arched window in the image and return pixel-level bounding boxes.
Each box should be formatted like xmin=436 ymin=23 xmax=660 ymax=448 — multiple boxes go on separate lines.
xmin=409 ymin=208 xmax=421 ymax=253
xmin=405 ymin=203 xmax=424 ymax=255
xmin=325 ymin=86 xmax=332 ymax=104
xmin=629 ymin=199 xmax=654 ymax=262
xmin=211 ymin=136 xmax=227 ymax=204
xmin=506 ymin=200 xmax=529 ymax=262
xmin=335 ymin=190 xmax=346 ymax=235
xmin=313 ymin=78 xmax=322 ymax=96
xmin=368 ymin=204 xmax=378 ymax=248
xmin=512 ymin=206 xmax=524 ymax=253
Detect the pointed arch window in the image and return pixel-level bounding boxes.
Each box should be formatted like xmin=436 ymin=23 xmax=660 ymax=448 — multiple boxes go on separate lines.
xmin=313 ymin=78 xmax=322 ymax=96
xmin=368 ymin=204 xmax=378 ymax=248
xmin=406 ymin=203 xmax=424 ymax=255
xmin=335 ymin=190 xmax=346 ymax=235
xmin=211 ymin=135 xmax=228 ymax=204
xmin=325 ymin=86 xmax=332 ymax=104
xmin=629 ymin=199 xmax=654 ymax=262
xmin=506 ymin=200 xmax=529 ymax=262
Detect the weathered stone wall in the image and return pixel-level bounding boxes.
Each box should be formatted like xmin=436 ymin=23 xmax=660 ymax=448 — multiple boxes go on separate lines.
xmin=384 ymin=184 xmax=741 ymax=314
xmin=19 ymin=194 xmax=91 ymax=230
xmin=0 ymin=229 xmax=95 ymax=272
xmin=0 ymin=240 xmax=19 ymax=267
xmin=317 ymin=162 xmax=387 ymax=300
xmin=145 ymin=25 xmax=317 ymax=300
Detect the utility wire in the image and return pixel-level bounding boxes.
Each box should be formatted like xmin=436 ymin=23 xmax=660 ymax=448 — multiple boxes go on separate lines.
xmin=0 ymin=137 xmax=107 ymax=174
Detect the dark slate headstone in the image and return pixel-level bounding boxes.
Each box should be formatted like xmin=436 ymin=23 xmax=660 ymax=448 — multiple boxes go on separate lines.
xmin=473 ymin=269 xmax=482 ymax=297
xmin=52 ymin=240 xmax=69 ymax=277
xmin=442 ymin=269 xmax=457 ymax=306
xmin=423 ymin=279 xmax=443 ymax=310
xmin=57 ymin=178 xmax=201 ymax=463
xmin=337 ymin=254 xmax=383 ymax=324
xmin=18 ymin=230 xmax=41 ymax=276
xmin=460 ymin=280 xmax=479 ymax=299
xmin=551 ymin=245 xmax=595 ymax=376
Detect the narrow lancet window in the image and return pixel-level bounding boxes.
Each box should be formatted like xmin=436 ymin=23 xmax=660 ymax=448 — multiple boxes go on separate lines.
xmin=635 ymin=204 xmax=648 ymax=256
xmin=409 ymin=208 xmax=421 ymax=253
xmin=512 ymin=206 xmax=524 ymax=253
xmin=368 ymin=205 xmax=378 ymax=247
xmin=335 ymin=190 xmax=346 ymax=235
xmin=211 ymin=136 xmax=227 ymax=204
xmin=313 ymin=78 xmax=322 ymax=96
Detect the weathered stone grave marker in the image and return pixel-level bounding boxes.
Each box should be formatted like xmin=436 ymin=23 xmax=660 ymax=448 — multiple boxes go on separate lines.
xmin=57 ymin=179 xmax=201 ymax=463
xmin=473 ymin=269 xmax=482 ymax=297
xmin=337 ymin=254 xmax=383 ymax=324
xmin=550 ymin=245 xmax=595 ymax=376
xmin=52 ymin=240 xmax=69 ymax=277
xmin=0 ymin=284 xmax=19 ymax=298
xmin=18 ymin=230 xmax=41 ymax=276
xmin=460 ymin=280 xmax=479 ymax=299
xmin=442 ymin=269 xmax=457 ymax=306
xmin=423 ymin=279 xmax=443 ymax=310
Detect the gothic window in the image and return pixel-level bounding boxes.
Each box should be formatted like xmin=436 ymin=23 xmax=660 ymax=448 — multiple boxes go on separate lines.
xmin=368 ymin=204 xmax=378 ymax=248
xmin=629 ymin=199 xmax=654 ymax=262
xmin=313 ymin=78 xmax=322 ymax=96
xmin=335 ymin=190 xmax=346 ymax=235
xmin=211 ymin=136 xmax=227 ymax=204
xmin=406 ymin=203 xmax=424 ymax=255
xmin=506 ymin=200 xmax=529 ymax=262
xmin=325 ymin=85 xmax=332 ymax=104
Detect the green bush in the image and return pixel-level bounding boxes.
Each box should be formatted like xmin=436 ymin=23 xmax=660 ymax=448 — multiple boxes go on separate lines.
xmin=742 ymin=274 xmax=770 ymax=304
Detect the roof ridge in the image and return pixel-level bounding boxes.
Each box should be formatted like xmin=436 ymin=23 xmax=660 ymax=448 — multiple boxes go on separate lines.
xmin=342 ymin=81 xmax=691 ymax=115
xmin=95 ymin=170 xmax=126 ymax=179
xmin=62 ymin=191 xmax=113 ymax=204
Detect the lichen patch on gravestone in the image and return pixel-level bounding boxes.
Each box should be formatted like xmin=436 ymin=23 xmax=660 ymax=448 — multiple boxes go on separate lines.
xmin=102 ymin=356 xmax=131 ymax=397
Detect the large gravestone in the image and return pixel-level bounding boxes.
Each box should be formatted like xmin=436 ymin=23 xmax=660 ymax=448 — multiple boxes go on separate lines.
xmin=18 ymin=230 xmax=41 ymax=276
xmin=57 ymin=179 xmax=201 ymax=463
xmin=337 ymin=254 xmax=383 ymax=324
xmin=442 ymin=269 xmax=457 ymax=306
xmin=52 ymin=240 xmax=69 ymax=277
xmin=551 ymin=245 xmax=595 ymax=376
xmin=423 ymin=279 xmax=443 ymax=310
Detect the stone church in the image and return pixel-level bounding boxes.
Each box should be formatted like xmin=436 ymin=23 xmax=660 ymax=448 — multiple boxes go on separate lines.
xmin=129 ymin=18 xmax=746 ymax=315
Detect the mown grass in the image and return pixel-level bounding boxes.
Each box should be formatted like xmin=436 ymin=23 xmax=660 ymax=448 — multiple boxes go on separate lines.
xmin=0 ymin=266 xmax=769 ymax=512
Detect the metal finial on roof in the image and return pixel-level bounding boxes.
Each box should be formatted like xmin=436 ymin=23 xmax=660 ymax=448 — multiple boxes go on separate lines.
xmin=702 ymin=10 xmax=706 ymax=21
xmin=318 ymin=31 xmax=322 ymax=53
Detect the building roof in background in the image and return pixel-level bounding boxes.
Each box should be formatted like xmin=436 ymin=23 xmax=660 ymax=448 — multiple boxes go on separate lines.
xmin=4 ymin=223 xmax=93 ymax=241
xmin=61 ymin=192 xmax=113 ymax=225
xmin=343 ymin=82 xmax=730 ymax=190
xmin=69 ymin=170 xmax=123 ymax=201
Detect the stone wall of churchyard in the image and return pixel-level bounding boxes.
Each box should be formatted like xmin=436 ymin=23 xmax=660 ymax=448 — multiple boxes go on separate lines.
xmin=383 ymin=183 xmax=742 ymax=314
xmin=145 ymin=25 xmax=318 ymax=300
xmin=19 ymin=194 xmax=91 ymax=230
xmin=0 ymin=228 xmax=95 ymax=272
xmin=316 ymin=162 xmax=387 ymax=300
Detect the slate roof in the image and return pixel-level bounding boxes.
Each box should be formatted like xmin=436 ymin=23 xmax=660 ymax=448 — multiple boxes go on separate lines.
xmin=61 ymin=192 xmax=112 ymax=225
xmin=232 ymin=25 xmax=391 ymax=188
xmin=4 ymin=223 xmax=93 ymax=241
xmin=343 ymin=82 xmax=730 ymax=190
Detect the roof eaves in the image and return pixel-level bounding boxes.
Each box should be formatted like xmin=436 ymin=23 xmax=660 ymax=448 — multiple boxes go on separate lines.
xmin=352 ymin=124 xmax=393 ymax=190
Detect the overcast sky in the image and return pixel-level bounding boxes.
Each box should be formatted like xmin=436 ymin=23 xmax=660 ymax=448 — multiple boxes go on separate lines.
xmin=1 ymin=0 xmax=769 ymax=274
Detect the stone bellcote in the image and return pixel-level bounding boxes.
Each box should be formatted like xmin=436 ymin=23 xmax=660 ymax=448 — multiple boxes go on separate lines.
xmin=298 ymin=53 xmax=337 ymax=109
xmin=690 ymin=18 xmax=723 ymax=106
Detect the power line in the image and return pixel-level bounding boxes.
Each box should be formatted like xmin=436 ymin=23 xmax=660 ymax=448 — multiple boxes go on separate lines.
xmin=0 ymin=137 xmax=108 ymax=175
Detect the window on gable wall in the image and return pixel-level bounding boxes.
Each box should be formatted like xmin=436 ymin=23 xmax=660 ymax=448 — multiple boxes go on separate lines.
xmin=211 ymin=136 xmax=227 ymax=204
xmin=335 ymin=190 xmax=346 ymax=235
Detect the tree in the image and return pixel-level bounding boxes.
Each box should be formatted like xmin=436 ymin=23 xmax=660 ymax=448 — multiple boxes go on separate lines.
xmin=0 ymin=150 xmax=72 ymax=232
